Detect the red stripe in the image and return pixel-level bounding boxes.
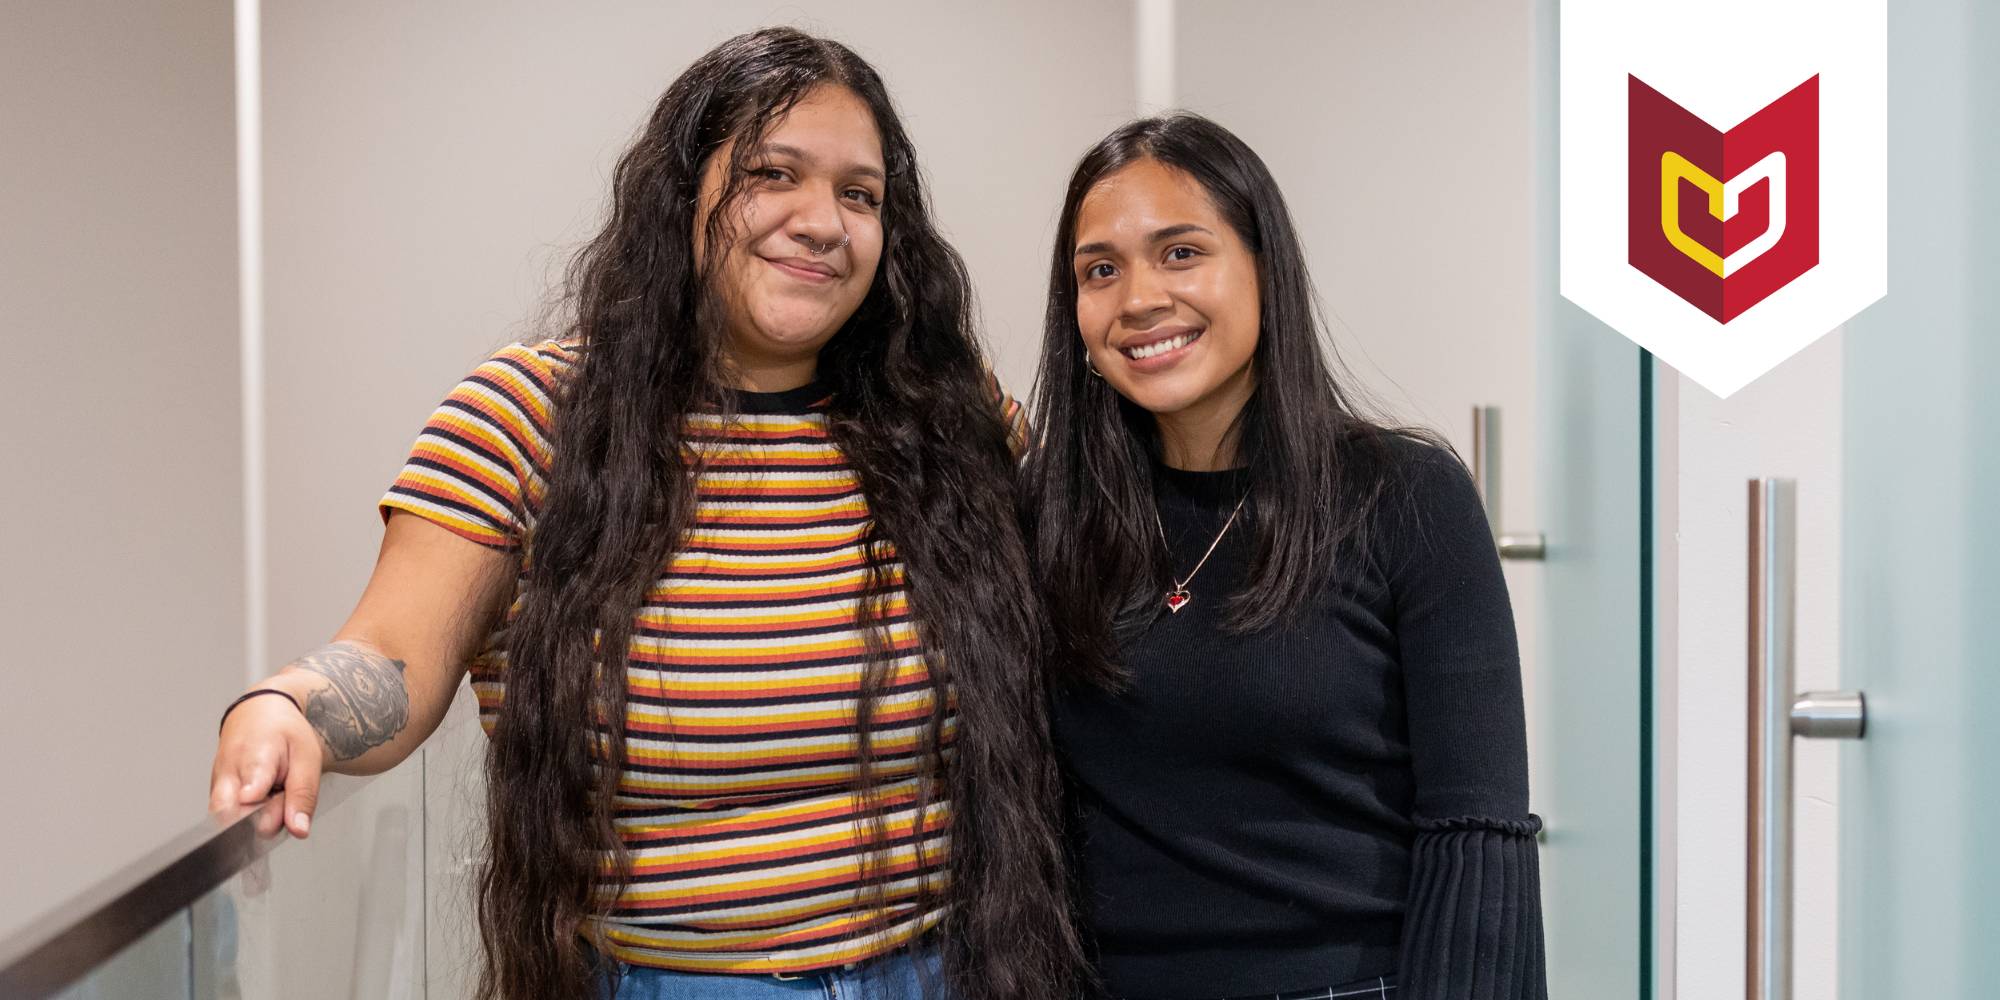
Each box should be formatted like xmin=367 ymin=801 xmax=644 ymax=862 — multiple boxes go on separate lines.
xmin=624 ymin=704 xmax=942 ymax=738
xmin=617 ymin=794 xmax=919 ymax=845
xmin=409 ymin=444 xmax=519 ymax=503
xmin=619 ymin=855 xmax=942 ymax=909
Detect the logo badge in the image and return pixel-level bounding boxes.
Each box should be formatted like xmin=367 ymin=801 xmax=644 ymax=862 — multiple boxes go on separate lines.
xmin=1560 ymin=0 xmax=1885 ymax=397
xmin=1629 ymin=76 xmax=1819 ymax=323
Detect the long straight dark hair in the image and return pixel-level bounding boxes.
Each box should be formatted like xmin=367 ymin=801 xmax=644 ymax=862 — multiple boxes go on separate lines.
xmin=478 ymin=28 xmax=1079 ymax=999
xmin=1023 ymin=112 xmax=1434 ymax=688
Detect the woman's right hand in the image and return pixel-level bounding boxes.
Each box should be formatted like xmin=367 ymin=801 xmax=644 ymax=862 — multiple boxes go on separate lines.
xmin=201 ymin=513 xmax=522 ymax=842
xmin=209 ymin=686 xmax=326 ymax=839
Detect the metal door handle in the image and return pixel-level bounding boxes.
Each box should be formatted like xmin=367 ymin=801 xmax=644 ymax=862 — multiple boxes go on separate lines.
xmin=1471 ymin=405 xmax=1546 ymax=560
xmin=1747 ymin=478 xmax=1867 ymax=1000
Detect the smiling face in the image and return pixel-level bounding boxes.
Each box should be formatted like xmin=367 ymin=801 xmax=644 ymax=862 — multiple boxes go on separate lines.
xmin=1072 ymin=158 xmax=1261 ymax=451
xmin=696 ymin=85 xmax=887 ymax=390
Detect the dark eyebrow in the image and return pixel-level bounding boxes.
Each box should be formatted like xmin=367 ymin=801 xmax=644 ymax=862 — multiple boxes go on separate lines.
xmin=1073 ymin=223 xmax=1215 ymax=257
xmin=760 ymin=142 xmax=886 ymax=182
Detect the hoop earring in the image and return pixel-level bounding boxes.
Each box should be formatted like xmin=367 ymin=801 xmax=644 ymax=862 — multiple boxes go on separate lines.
xmin=1086 ymin=355 xmax=1104 ymax=378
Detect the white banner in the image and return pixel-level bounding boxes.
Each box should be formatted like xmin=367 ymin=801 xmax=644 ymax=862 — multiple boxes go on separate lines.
xmin=1561 ymin=0 xmax=1886 ymax=397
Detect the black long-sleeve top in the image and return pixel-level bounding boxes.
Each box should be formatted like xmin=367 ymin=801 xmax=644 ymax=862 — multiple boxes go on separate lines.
xmin=1050 ymin=436 xmax=1547 ymax=1000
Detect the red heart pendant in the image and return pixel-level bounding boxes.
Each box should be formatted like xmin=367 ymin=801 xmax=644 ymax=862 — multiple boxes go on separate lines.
xmin=1165 ymin=590 xmax=1190 ymax=614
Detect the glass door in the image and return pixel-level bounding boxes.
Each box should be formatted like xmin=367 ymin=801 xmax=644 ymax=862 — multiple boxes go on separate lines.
xmin=1533 ymin=0 xmax=1655 ymax=996
xmin=1837 ymin=0 xmax=1999 ymax=992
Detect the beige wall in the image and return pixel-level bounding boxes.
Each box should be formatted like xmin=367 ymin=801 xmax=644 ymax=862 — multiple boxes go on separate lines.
xmin=258 ymin=1 xmax=1140 ymax=672
xmin=0 ymin=0 xmax=243 ymax=941
xmin=1172 ymin=0 xmax=1546 ymax=753
xmin=1175 ymin=1 xmax=1539 ymax=453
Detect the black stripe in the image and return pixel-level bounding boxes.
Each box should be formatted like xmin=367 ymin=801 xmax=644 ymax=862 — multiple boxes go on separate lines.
xmin=695 ymin=463 xmax=852 ymax=475
xmin=424 ymin=405 xmax=524 ymax=461
xmin=454 ymin=374 xmax=543 ymax=429
xmin=677 ymin=539 xmax=871 ymax=559
xmin=687 ymin=432 xmax=829 ymax=446
xmin=620 ymin=745 xmax=931 ymax=779
xmin=617 ymin=826 xmax=944 ymax=890
xmin=609 ymin=760 xmax=955 ymax=815
xmin=647 ymin=588 xmax=907 ymax=612
xmin=620 ymin=674 xmax=938 ymax=710
xmin=659 ymin=562 xmax=881 ymax=583
xmin=618 ymin=798 xmax=942 ymax=849
xmin=686 ymin=513 xmax=873 ymax=533
xmin=402 ymin=454 xmax=516 ymax=512
xmin=489 ymin=351 xmax=560 ymax=394
xmin=630 ymin=614 xmax=912 ymax=643
xmin=694 ymin=489 xmax=863 ymax=505
xmin=620 ymin=646 xmax=922 ymax=675
xmin=613 ymin=868 xmax=944 ymax=921
xmin=384 ymin=485 xmax=510 ymax=536
xmin=621 ymin=712 xmax=953 ymax=746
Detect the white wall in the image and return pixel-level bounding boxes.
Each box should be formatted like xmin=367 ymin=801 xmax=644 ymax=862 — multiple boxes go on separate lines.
xmin=1664 ymin=335 xmax=1843 ymax=1000
xmin=0 ymin=0 xmax=244 ymax=941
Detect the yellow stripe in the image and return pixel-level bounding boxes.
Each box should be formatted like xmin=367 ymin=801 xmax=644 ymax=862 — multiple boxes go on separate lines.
xmin=379 ymin=497 xmax=510 ymax=545
xmin=625 ymin=731 xmax=933 ymax=767
xmin=597 ymin=907 xmax=943 ymax=972
xmin=636 ymin=598 xmax=909 ymax=628
xmin=620 ymin=840 xmax=945 ymax=902
xmin=623 ymin=810 xmax=940 ymax=869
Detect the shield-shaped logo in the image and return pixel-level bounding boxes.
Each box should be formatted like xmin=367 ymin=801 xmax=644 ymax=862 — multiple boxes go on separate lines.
xmin=1629 ymin=76 xmax=1819 ymax=323
xmin=1560 ymin=0 xmax=1884 ymax=397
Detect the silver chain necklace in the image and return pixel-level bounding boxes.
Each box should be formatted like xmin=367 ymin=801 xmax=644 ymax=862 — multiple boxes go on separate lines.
xmin=1153 ymin=493 xmax=1248 ymax=614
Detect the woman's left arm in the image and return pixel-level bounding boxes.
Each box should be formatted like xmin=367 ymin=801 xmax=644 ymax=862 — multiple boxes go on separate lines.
xmin=1384 ymin=441 xmax=1548 ymax=1000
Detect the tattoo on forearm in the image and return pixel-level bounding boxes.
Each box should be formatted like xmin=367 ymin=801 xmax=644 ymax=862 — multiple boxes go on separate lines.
xmin=288 ymin=642 xmax=410 ymax=761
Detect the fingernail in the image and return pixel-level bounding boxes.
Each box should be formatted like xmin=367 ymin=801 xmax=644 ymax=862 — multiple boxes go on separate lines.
xmin=293 ymin=812 xmax=310 ymax=835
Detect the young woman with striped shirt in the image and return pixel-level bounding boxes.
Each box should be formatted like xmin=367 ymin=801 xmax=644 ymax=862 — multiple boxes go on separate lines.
xmin=1024 ymin=114 xmax=1548 ymax=1000
xmin=208 ymin=29 xmax=1077 ymax=1000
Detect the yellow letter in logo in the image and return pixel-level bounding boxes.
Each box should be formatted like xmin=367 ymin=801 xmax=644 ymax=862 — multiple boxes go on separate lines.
xmin=1660 ymin=151 xmax=1789 ymax=279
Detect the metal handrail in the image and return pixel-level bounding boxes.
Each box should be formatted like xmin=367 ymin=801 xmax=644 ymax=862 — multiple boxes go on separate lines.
xmin=0 ymin=775 xmax=365 ymax=998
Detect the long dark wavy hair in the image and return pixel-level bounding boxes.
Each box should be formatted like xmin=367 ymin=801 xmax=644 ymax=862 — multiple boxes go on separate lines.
xmin=477 ymin=28 xmax=1080 ymax=999
xmin=1023 ymin=112 xmax=1439 ymax=688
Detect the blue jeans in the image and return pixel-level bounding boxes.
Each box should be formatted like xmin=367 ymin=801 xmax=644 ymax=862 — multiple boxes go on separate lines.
xmin=600 ymin=946 xmax=950 ymax=1000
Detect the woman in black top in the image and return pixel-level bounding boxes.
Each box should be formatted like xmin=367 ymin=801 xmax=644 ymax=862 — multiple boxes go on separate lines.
xmin=1022 ymin=114 xmax=1546 ymax=1000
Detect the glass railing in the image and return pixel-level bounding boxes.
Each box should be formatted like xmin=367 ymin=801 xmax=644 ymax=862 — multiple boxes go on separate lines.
xmin=0 ymin=769 xmax=432 ymax=1000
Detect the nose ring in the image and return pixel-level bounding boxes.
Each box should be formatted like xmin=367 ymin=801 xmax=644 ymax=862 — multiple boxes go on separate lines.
xmin=808 ymin=234 xmax=850 ymax=256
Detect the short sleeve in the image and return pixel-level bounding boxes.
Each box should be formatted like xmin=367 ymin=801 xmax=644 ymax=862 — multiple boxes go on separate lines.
xmin=378 ymin=341 xmax=570 ymax=550
xmin=985 ymin=368 xmax=1032 ymax=460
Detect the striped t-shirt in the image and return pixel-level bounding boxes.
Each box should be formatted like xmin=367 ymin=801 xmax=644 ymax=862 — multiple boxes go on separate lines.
xmin=380 ymin=340 xmax=1026 ymax=973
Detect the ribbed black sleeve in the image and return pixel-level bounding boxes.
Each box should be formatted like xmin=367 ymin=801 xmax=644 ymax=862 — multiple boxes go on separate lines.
xmin=1398 ymin=816 xmax=1547 ymax=999
xmin=1384 ymin=446 xmax=1548 ymax=999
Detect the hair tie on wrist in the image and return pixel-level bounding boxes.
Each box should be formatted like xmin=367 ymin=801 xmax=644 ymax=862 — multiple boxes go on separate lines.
xmin=219 ymin=689 xmax=304 ymax=734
